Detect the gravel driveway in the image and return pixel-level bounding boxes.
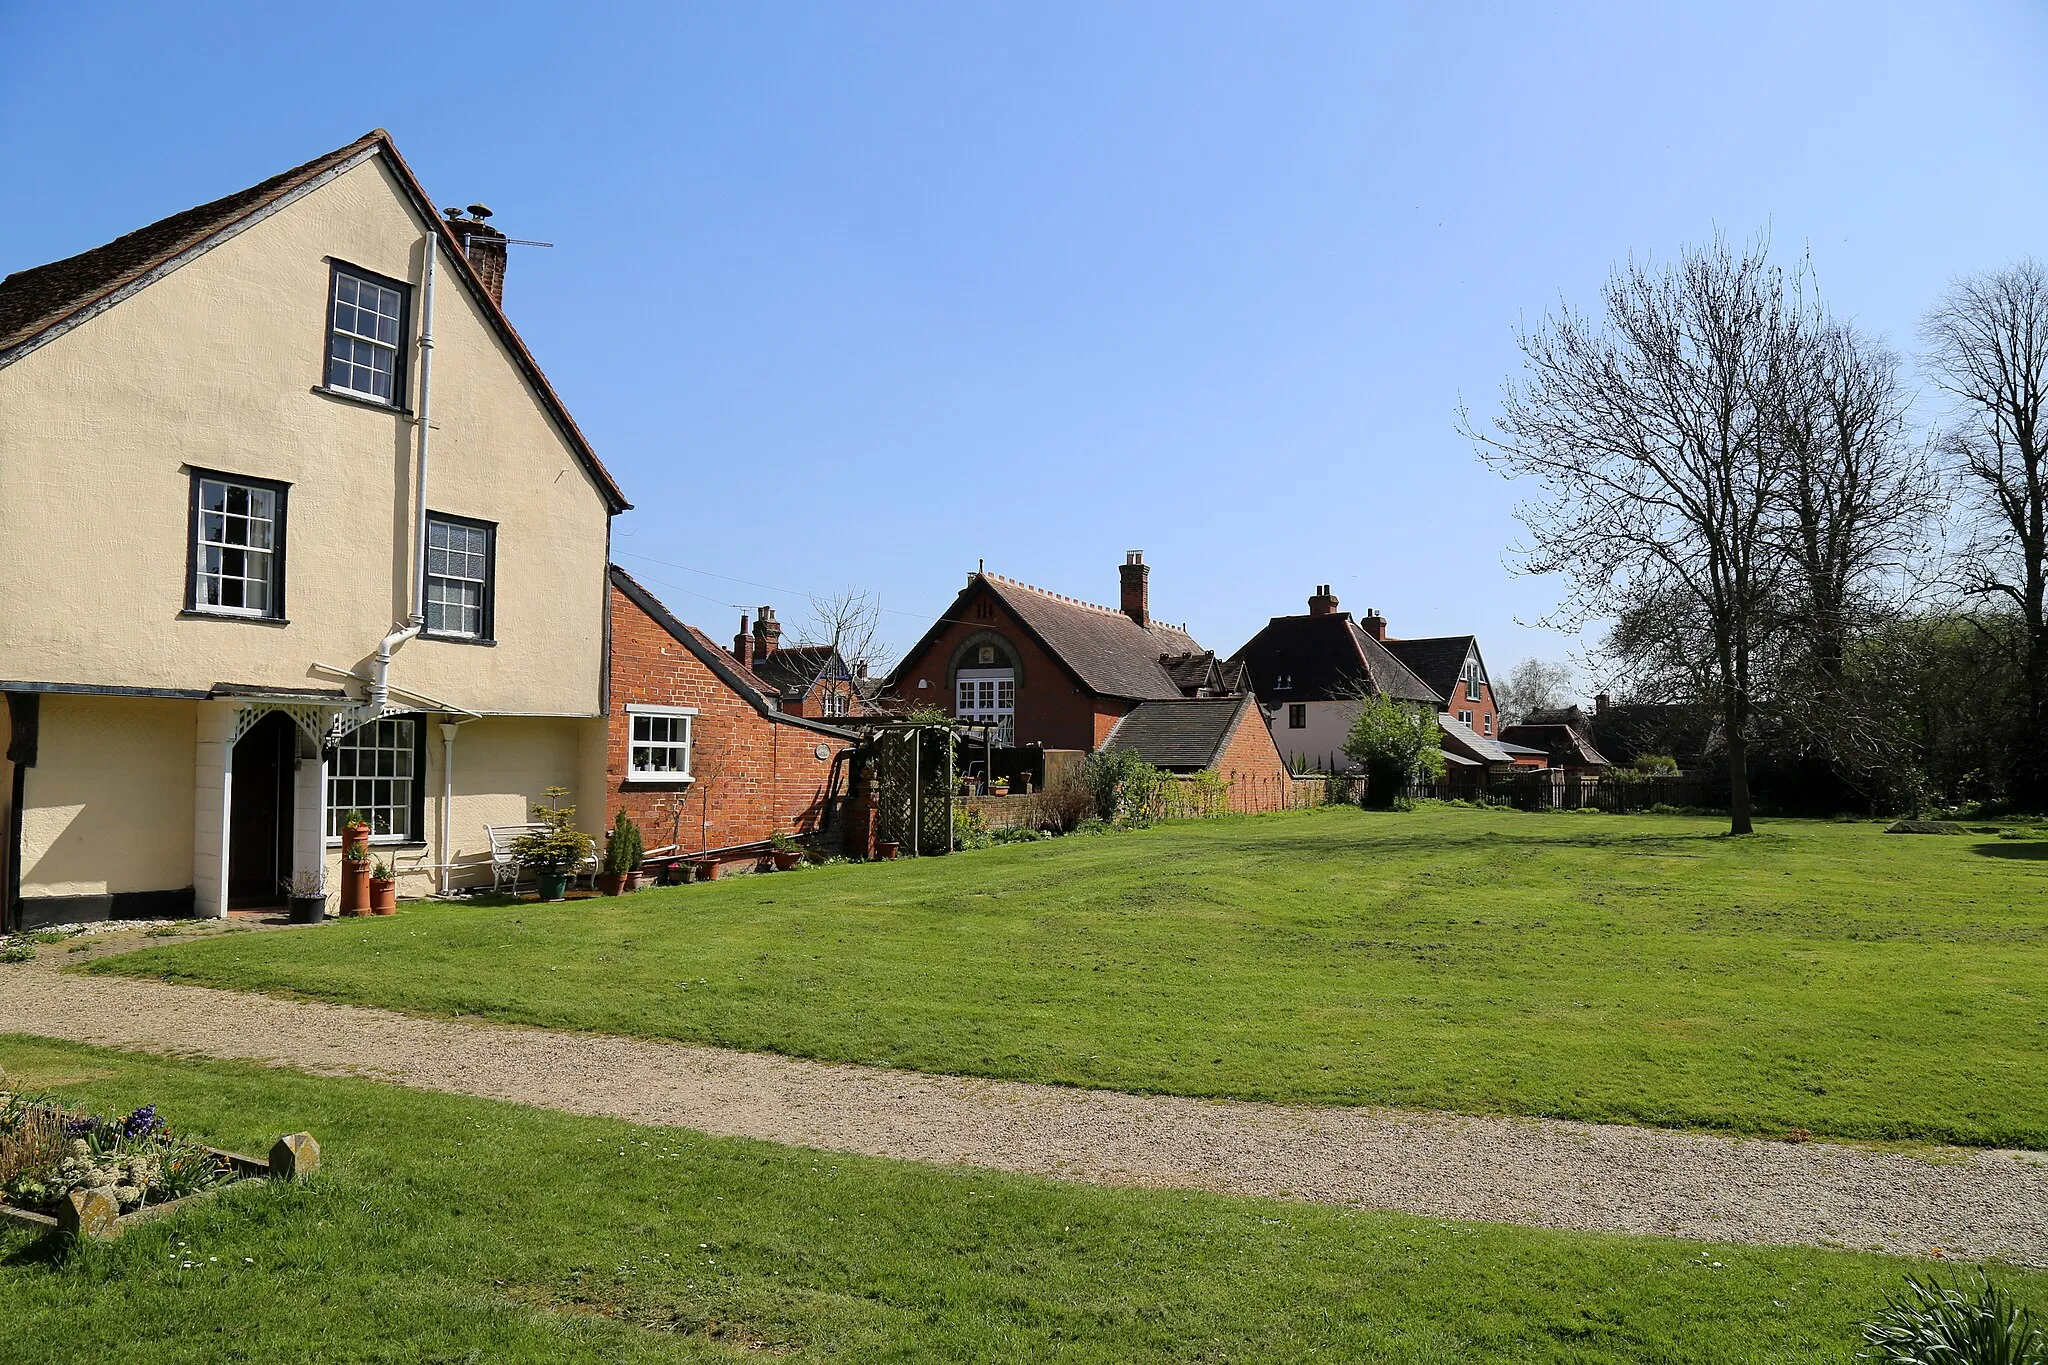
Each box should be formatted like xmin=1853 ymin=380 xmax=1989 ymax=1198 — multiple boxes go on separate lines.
xmin=3 ymin=951 xmax=2042 ymax=1264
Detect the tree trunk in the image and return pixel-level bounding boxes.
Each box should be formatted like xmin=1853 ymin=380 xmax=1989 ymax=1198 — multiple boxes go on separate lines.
xmin=1725 ymin=713 xmax=1754 ymax=835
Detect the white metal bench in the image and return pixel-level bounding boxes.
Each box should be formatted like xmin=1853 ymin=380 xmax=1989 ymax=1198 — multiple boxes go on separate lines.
xmin=484 ymin=823 xmax=599 ymax=896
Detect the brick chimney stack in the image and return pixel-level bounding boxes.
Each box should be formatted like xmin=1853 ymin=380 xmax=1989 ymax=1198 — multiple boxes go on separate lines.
xmin=1308 ymin=584 xmax=1339 ymax=617
xmin=1362 ymin=608 xmax=1387 ymax=640
xmin=1595 ymin=692 xmax=1610 ymax=715
xmin=753 ymin=605 xmax=781 ymax=658
xmin=1119 ymin=550 xmax=1149 ymax=627
xmin=443 ymin=204 xmax=508 ymax=307
xmin=732 ymin=614 xmax=755 ymax=668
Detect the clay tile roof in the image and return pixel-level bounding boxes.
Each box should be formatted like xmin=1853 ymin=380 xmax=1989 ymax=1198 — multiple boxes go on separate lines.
xmin=1228 ymin=613 xmax=1442 ymax=705
xmin=749 ymin=645 xmax=840 ymax=699
xmin=979 ymin=575 xmax=1200 ymax=701
xmin=1100 ymin=695 xmax=1256 ymax=770
xmin=0 ymin=129 xmax=629 ymax=513
xmin=1498 ymin=722 xmax=1611 ymax=767
xmin=1382 ymin=635 xmax=1478 ymax=703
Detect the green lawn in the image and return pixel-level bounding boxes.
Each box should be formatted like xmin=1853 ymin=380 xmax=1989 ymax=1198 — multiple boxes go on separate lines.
xmin=92 ymin=806 xmax=2048 ymax=1147
xmin=2 ymin=1036 xmax=2037 ymax=1363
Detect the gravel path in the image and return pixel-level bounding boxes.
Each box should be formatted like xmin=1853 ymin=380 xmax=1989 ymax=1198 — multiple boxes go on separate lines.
xmin=3 ymin=953 xmax=2043 ymax=1264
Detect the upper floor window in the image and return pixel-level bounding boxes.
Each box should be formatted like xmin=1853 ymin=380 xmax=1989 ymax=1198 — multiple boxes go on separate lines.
xmin=956 ymin=668 xmax=1015 ymax=744
xmin=326 ymin=264 xmax=408 ymax=405
xmin=188 ymin=470 xmax=287 ymax=620
xmin=1458 ymin=709 xmax=1473 ymax=725
xmin=626 ymin=705 xmax=695 ymax=782
xmin=1287 ymin=703 xmax=1307 ymax=729
xmin=424 ymin=514 xmax=495 ymax=641
xmin=821 ymin=688 xmax=850 ymax=718
xmin=1464 ymin=660 xmax=1483 ymax=700
xmin=1483 ymin=713 xmax=1493 ymax=736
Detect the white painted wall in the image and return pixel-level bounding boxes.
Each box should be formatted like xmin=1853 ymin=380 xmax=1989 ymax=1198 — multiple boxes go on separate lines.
xmin=1266 ymin=698 xmax=1364 ymax=774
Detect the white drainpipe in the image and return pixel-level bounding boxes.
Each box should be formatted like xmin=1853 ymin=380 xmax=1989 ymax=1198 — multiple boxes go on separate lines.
xmin=438 ymin=719 xmax=463 ymax=893
xmin=337 ymin=231 xmax=437 ymax=736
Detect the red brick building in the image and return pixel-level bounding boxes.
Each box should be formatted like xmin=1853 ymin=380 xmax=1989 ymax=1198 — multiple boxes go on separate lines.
xmin=734 ymin=623 xmax=873 ymax=722
xmin=1099 ymin=693 xmax=1297 ymax=814
xmin=886 ymin=552 xmax=1241 ymax=753
xmin=606 ymin=568 xmax=857 ymax=861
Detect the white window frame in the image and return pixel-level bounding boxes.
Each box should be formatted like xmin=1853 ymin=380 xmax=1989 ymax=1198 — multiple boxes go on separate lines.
xmin=1458 ymin=709 xmax=1473 ymax=725
xmin=626 ymin=704 xmax=696 ymax=783
xmin=1483 ymin=713 xmax=1493 ymax=736
xmin=327 ymin=266 xmax=405 ymax=404
xmin=1465 ymin=661 xmax=1483 ymax=701
xmin=325 ymin=716 xmax=419 ymax=844
xmin=191 ymin=474 xmax=283 ymax=619
xmin=955 ymin=667 xmax=1014 ymax=744
xmin=423 ymin=515 xmax=492 ymax=639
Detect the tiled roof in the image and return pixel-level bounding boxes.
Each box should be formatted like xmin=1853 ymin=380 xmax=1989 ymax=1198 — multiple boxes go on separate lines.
xmin=0 ymin=129 xmax=629 ymax=513
xmin=978 ymin=574 xmax=1201 ymax=701
xmin=1438 ymin=714 xmax=1512 ymax=765
xmin=1228 ymin=613 xmax=1442 ymax=706
xmin=1499 ymin=723 xmax=1611 ymax=767
xmin=749 ymin=645 xmax=839 ymax=700
xmin=1100 ymin=695 xmax=1257 ymax=770
xmin=1383 ymin=635 xmax=1479 ymax=703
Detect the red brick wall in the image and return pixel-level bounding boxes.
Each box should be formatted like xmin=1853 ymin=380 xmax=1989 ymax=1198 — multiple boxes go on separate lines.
xmin=1447 ymin=678 xmax=1500 ymax=740
xmin=787 ymin=675 xmax=870 ymax=721
xmin=607 ymin=584 xmax=853 ymax=858
xmin=893 ymin=584 xmax=1111 ymax=753
xmin=1213 ymin=704 xmax=1296 ymax=813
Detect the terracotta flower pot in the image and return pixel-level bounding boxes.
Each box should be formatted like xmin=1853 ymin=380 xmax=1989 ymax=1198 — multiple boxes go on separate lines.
xmin=342 ymin=862 xmax=371 ymax=917
xmin=368 ymin=877 xmax=396 ymax=915
xmin=340 ymin=824 xmax=371 ymax=915
xmin=878 ymin=840 xmax=900 ymax=860
xmin=625 ymin=869 xmax=645 ymax=891
xmin=692 ymin=859 xmax=721 ymax=882
xmin=597 ymin=871 xmax=627 ymax=897
xmin=772 ymin=850 xmax=803 ymax=871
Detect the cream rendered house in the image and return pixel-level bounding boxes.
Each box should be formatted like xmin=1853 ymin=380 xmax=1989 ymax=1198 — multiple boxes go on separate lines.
xmin=0 ymin=130 xmax=630 ymax=929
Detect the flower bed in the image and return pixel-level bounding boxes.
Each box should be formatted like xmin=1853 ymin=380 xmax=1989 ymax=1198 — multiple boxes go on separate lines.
xmin=0 ymin=1083 xmax=315 ymax=1239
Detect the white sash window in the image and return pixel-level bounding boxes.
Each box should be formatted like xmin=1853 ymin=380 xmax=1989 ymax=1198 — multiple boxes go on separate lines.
xmin=956 ymin=668 xmax=1014 ymax=743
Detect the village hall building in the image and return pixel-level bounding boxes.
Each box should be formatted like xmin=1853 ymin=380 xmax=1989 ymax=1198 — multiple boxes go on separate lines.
xmin=0 ymin=130 xmax=630 ymax=930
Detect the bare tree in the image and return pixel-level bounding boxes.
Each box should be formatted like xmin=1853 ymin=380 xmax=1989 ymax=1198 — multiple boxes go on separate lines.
xmin=1924 ymin=261 xmax=2048 ymax=805
xmin=1766 ymin=317 xmax=1938 ymax=805
xmin=1464 ymin=235 xmax=1799 ymax=833
xmin=1494 ymin=657 xmax=1575 ymax=725
xmin=796 ymin=586 xmax=889 ymax=680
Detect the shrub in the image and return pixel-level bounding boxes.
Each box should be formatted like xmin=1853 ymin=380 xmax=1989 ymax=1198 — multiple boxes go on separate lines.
xmin=1157 ymin=770 xmax=1229 ymax=821
xmin=1342 ymin=696 xmax=1445 ymax=807
xmin=952 ymin=804 xmax=993 ymax=850
xmin=1858 ymin=1274 xmax=2046 ymax=1365
xmin=604 ymin=810 xmax=644 ymax=873
xmin=1034 ymin=780 xmax=1097 ymax=834
xmin=1632 ymin=753 xmax=1680 ymax=775
xmin=1084 ymin=750 xmax=1167 ymax=826
xmin=511 ymin=786 xmax=596 ymax=873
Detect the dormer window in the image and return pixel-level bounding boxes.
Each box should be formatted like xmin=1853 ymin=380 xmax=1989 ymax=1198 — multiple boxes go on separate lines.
xmin=325 ymin=263 xmax=409 ymax=405
xmin=1464 ymin=660 xmax=1483 ymax=700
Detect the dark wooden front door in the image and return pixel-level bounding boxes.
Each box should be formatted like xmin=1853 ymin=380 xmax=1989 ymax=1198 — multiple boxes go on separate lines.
xmin=228 ymin=712 xmax=295 ymax=908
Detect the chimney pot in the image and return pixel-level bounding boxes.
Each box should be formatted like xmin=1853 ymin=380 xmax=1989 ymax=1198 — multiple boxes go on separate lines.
xmin=1595 ymin=692 xmax=1610 ymax=715
xmin=1119 ymin=551 xmax=1150 ymax=627
xmin=733 ymin=614 xmax=755 ymax=668
xmin=445 ymin=205 xmax=509 ymax=307
xmin=1362 ymin=608 xmax=1387 ymax=641
xmin=754 ymin=605 xmax=781 ymax=658
xmin=1308 ymin=584 xmax=1339 ymax=617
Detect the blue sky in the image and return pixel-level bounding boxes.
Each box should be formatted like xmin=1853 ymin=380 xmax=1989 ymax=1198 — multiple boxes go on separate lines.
xmin=6 ymin=2 xmax=2046 ymax=687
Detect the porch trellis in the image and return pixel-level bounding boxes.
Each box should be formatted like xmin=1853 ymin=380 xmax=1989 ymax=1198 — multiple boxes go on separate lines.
xmin=867 ymin=724 xmax=957 ymax=856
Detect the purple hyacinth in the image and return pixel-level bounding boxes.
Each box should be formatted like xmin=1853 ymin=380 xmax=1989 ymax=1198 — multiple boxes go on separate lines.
xmin=120 ymin=1105 xmax=164 ymax=1139
xmin=62 ymin=1113 xmax=102 ymax=1138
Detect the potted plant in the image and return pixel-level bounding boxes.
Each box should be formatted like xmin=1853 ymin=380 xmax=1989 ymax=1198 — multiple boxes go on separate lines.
xmin=338 ymin=809 xmax=370 ymax=914
xmin=690 ymin=857 xmax=722 ymax=882
xmin=284 ymin=869 xmax=327 ymax=925
xmin=990 ymin=777 xmax=1010 ymax=797
xmin=510 ymin=787 xmax=595 ymax=903
xmin=769 ymin=832 xmax=803 ymax=871
xmin=341 ymin=839 xmax=372 ymax=917
xmin=877 ymin=839 xmax=900 ymax=860
xmin=368 ymin=858 xmax=397 ymax=915
xmin=598 ymin=810 xmax=643 ymax=896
